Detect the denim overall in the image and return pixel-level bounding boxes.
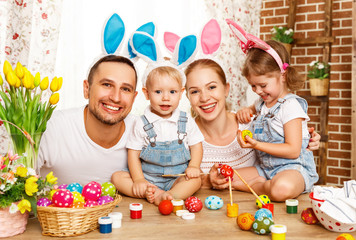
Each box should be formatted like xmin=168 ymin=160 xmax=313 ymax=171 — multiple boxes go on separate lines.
xmin=252 ymin=94 xmax=318 ymax=191
xmin=139 ymin=111 xmax=191 ymax=191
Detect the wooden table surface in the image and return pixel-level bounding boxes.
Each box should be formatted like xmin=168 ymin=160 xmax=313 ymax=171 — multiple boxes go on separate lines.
xmin=7 ymin=189 xmax=355 ymax=240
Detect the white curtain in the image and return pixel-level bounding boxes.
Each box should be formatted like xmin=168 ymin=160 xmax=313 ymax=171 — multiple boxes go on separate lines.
xmin=204 ymin=0 xmax=262 ymax=111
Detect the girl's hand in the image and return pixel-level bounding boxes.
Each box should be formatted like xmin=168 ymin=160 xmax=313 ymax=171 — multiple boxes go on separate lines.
xmin=307 ymin=127 xmax=321 ymax=151
xmin=185 ymin=166 xmax=200 ymax=179
xmin=132 ymin=178 xmax=149 ymax=198
xmin=237 ymin=130 xmax=258 ymax=148
xmin=208 ymin=164 xmax=230 ymax=190
xmin=236 ymin=107 xmax=254 ymax=124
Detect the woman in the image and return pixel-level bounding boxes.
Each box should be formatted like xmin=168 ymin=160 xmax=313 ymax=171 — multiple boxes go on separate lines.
xmin=184 ymin=59 xmax=320 ymax=192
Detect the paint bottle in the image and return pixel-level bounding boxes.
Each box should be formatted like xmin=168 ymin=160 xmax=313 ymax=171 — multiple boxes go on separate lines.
xmin=130 ymin=203 xmax=143 ymax=219
xmin=171 ymin=199 xmax=184 ymax=213
xmin=98 ymin=216 xmax=112 ymax=234
xmin=227 ymin=203 xmax=239 ymax=217
xmin=285 ymin=199 xmax=298 ymax=214
xmin=262 ymin=203 xmax=274 ymax=216
xmin=270 ymin=224 xmax=287 ymax=240
xmin=108 ymin=212 xmax=122 ymax=228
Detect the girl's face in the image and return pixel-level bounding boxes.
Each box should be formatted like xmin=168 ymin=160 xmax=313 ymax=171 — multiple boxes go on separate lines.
xmin=143 ymin=75 xmax=184 ymax=119
xmin=186 ymin=67 xmax=229 ymax=122
xmin=247 ymin=72 xmax=288 ymax=108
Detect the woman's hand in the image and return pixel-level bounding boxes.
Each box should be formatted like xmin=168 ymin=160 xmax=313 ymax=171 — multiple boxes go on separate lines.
xmin=307 ymin=127 xmax=321 ymax=151
xmin=236 ymin=107 xmax=254 ymax=124
xmin=208 ymin=164 xmax=231 ymax=190
xmin=132 ymin=178 xmax=150 ymax=198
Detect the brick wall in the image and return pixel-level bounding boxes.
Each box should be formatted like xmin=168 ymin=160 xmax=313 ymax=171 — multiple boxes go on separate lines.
xmin=260 ymin=0 xmax=353 ymax=186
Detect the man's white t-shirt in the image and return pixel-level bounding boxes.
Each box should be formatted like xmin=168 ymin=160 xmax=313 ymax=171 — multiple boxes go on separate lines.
xmin=37 ymin=106 xmax=136 ymax=185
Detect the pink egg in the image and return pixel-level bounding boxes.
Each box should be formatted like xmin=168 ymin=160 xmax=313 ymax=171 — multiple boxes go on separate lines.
xmin=185 ymin=196 xmax=203 ymax=212
xmin=82 ymin=181 xmax=102 ymax=201
xmin=84 ymin=200 xmax=99 ymax=207
xmin=37 ymin=197 xmax=52 ymax=207
xmin=97 ymin=196 xmax=114 ymax=205
xmin=52 ymin=189 xmax=74 ymax=208
xmin=58 ymin=184 xmax=68 ymax=190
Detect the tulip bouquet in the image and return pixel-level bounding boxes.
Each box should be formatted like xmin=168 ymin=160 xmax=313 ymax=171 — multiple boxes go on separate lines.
xmin=0 ymin=150 xmax=57 ymax=215
xmin=0 ymin=60 xmax=62 ymax=169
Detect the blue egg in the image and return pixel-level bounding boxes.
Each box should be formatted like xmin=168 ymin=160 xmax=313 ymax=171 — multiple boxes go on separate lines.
xmin=205 ymin=195 xmax=224 ymax=210
xmin=254 ymin=208 xmax=273 ymax=220
xmin=66 ymin=182 xmax=83 ymax=193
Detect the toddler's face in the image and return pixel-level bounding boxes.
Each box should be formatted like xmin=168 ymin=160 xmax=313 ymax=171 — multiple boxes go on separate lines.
xmin=143 ymin=75 xmax=184 ymax=119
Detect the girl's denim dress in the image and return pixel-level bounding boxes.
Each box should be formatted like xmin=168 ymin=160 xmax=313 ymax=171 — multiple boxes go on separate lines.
xmin=252 ymin=94 xmax=318 ymax=192
xmin=139 ymin=111 xmax=191 ymax=191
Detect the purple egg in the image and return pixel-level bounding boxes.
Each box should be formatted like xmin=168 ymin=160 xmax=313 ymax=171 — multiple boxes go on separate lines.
xmin=58 ymin=184 xmax=68 ymax=189
xmin=37 ymin=197 xmax=52 ymax=207
xmin=97 ymin=196 xmax=114 ymax=205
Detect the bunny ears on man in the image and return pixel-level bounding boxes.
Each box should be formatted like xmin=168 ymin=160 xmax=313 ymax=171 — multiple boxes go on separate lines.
xmin=226 ymin=19 xmax=287 ymax=74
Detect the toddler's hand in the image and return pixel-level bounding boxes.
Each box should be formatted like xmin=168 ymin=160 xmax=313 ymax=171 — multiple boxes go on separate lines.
xmin=132 ymin=178 xmax=149 ymax=198
xmin=307 ymin=127 xmax=321 ymax=151
xmin=236 ymin=107 xmax=254 ymax=124
xmin=237 ymin=130 xmax=258 ymax=148
xmin=185 ymin=166 xmax=200 ymax=179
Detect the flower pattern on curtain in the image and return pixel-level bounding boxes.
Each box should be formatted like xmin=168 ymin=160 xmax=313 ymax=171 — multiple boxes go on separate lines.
xmin=203 ymin=0 xmax=262 ymax=111
xmin=0 ymin=0 xmax=63 ymax=154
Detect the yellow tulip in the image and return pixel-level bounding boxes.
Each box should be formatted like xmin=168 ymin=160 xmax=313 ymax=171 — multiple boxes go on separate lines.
xmin=49 ymin=93 xmax=60 ymax=105
xmin=50 ymin=77 xmax=58 ymax=92
xmin=3 ymin=60 xmax=12 ymax=75
xmin=40 ymin=76 xmax=49 ymax=90
xmin=57 ymin=77 xmax=63 ymax=91
xmin=16 ymin=166 xmax=28 ymax=177
xmin=34 ymin=72 xmax=41 ymax=87
xmin=46 ymin=171 xmax=57 ymax=184
xmin=25 ymin=176 xmax=38 ymax=196
xmin=15 ymin=77 xmax=21 ymax=88
xmin=17 ymin=199 xmax=31 ymax=214
xmin=0 ymin=74 xmax=3 ymax=85
xmin=6 ymin=71 xmax=17 ymax=87
xmin=23 ymin=72 xmax=32 ymax=89
xmin=29 ymin=74 xmax=35 ymax=90
xmin=15 ymin=62 xmax=24 ymax=79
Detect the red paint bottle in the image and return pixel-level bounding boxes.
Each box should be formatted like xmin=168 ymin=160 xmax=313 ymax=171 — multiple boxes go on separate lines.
xmin=130 ymin=203 xmax=143 ymax=219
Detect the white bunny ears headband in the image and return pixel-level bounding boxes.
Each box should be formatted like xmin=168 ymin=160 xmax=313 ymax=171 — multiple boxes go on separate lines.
xmin=226 ymin=19 xmax=288 ymax=74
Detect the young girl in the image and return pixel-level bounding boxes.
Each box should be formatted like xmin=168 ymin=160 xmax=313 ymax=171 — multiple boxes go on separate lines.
xmin=112 ymin=66 xmax=204 ymax=206
xmin=230 ymin=24 xmax=319 ymax=201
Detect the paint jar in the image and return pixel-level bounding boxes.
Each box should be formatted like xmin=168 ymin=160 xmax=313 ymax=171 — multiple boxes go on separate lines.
xmin=270 ymin=224 xmax=287 ymax=240
xmin=108 ymin=212 xmax=122 ymax=228
xmin=171 ymin=199 xmax=184 ymax=213
xmin=130 ymin=203 xmax=143 ymax=219
xmin=227 ymin=203 xmax=239 ymax=217
xmin=285 ymin=199 xmax=298 ymax=214
xmin=176 ymin=209 xmax=189 ymax=217
xmin=98 ymin=216 xmax=112 ymax=234
xmin=262 ymin=203 xmax=274 ymax=216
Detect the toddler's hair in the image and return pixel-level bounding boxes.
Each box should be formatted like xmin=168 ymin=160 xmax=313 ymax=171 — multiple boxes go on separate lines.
xmin=242 ymin=40 xmax=305 ymax=91
xmin=146 ymin=66 xmax=183 ymax=88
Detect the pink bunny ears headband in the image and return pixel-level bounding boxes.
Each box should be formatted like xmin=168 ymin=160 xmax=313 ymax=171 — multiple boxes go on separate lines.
xmin=226 ymin=19 xmax=288 ymax=74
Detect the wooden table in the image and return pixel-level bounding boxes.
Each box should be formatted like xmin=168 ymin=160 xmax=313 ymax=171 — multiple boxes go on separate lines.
xmin=7 ymin=189 xmax=355 ymax=240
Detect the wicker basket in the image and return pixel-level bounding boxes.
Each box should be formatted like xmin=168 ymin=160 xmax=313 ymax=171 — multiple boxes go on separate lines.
xmin=37 ymin=194 xmax=122 ymax=237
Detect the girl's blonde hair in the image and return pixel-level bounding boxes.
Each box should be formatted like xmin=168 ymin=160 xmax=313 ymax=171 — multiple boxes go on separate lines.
xmin=242 ymin=40 xmax=304 ymax=91
xmin=146 ymin=66 xmax=183 ymax=88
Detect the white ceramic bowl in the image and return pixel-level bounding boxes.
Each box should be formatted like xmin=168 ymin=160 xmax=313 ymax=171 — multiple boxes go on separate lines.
xmin=309 ymin=192 xmax=356 ymax=232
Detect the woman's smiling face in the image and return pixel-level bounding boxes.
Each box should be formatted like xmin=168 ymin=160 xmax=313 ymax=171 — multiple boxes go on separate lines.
xmin=186 ymin=67 xmax=229 ymax=122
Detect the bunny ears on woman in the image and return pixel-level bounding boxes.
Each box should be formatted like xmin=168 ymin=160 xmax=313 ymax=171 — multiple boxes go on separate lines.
xmin=226 ymin=19 xmax=287 ymax=74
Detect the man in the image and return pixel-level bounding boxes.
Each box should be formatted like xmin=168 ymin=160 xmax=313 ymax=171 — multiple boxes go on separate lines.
xmin=38 ymin=55 xmax=138 ymax=185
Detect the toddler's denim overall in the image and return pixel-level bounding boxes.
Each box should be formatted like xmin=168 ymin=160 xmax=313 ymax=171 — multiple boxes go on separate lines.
xmin=140 ymin=111 xmax=191 ymax=191
xmin=252 ymin=94 xmax=318 ymax=191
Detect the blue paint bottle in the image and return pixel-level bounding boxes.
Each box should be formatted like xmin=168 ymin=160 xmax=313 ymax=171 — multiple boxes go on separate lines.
xmin=98 ymin=216 xmax=113 ymax=234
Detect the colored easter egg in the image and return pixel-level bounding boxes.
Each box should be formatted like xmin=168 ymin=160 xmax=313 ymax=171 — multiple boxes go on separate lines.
xmin=220 ymin=164 xmax=233 ymax=178
xmin=252 ymin=216 xmax=274 ymax=235
xmin=98 ymin=196 xmax=114 ymax=205
xmin=241 ymin=130 xmax=253 ymax=142
xmin=256 ymin=195 xmax=270 ymax=208
xmin=237 ymin=212 xmax=255 ymax=230
xmin=254 ymin=208 xmax=273 ymax=220
xmin=101 ymin=182 xmax=116 ymax=197
xmin=336 ymin=233 xmax=355 ymax=240
xmin=82 ymin=181 xmax=102 ymax=201
xmin=58 ymin=184 xmax=68 ymax=190
xmin=66 ymin=182 xmax=83 ymax=193
xmin=37 ymin=197 xmax=52 ymax=207
xmin=84 ymin=200 xmax=99 ymax=207
xmin=185 ymin=196 xmax=203 ymax=212
xmin=205 ymin=196 xmax=224 ymax=210
xmin=72 ymin=201 xmax=85 ymax=208
xmin=301 ymin=208 xmax=319 ymax=225
xmin=72 ymin=191 xmax=85 ymax=203
xmin=158 ymin=200 xmax=174 ymax=215
xmin=52 ymin=189 xmax=74 ymax=208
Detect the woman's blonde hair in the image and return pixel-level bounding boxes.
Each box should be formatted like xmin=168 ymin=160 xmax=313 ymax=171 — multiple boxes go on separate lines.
xmin=242 ymin=40 xmax=304 ymax=91
xmin=146 ymin=66 xmax=183 ymax=88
